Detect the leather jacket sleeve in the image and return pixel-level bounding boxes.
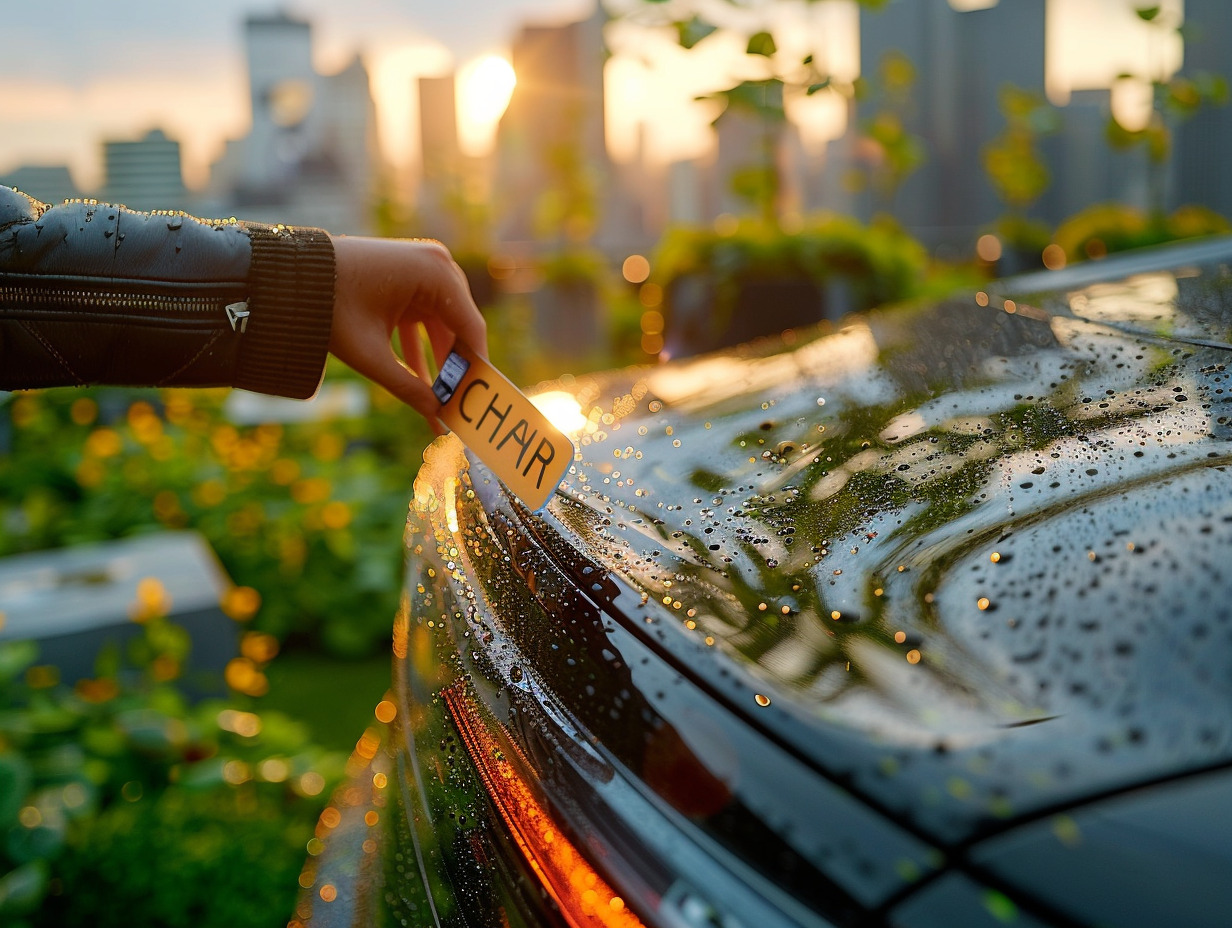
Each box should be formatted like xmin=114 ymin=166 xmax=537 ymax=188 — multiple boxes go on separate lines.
xmin=0 ymin=186 xmax=335 ymax=399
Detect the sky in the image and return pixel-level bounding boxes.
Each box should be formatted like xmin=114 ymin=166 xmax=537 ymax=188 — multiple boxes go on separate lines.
xmin=0 ymin=0 xmax=1183 ymax=193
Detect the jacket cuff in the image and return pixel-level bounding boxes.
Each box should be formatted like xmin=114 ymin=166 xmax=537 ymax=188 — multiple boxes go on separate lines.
xmin=234 ymin=225 xmax=335 ymax=399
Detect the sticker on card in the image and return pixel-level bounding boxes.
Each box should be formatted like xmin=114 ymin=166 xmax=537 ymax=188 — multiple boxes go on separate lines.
xmin=433 ymin=343 xmax=574 ymax=512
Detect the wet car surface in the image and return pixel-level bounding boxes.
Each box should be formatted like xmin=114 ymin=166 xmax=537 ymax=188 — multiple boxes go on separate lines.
xmin=296 ymin=238 xmax=1232 ymax=928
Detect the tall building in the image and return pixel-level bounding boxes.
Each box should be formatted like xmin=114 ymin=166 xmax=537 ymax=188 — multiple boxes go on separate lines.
xmin=417 ymin=73 xmax=461 ymax=240
xmin=419 ymin=74 xmax=460 ymax=184
xmin=857 ymin=0 xmax=1046 ymax=250
xmin=1174 ymin=0 xmax=1232 ymax=216
xmin=1051 ymin=90 xmax=1149 ymax=217
xmin=240 ymin=12 xmax=317 ymax=199
xmin=494 ymin=4 xmax=610 ymax=246
xmin=102 ymin=129 xmax=187 ymax=212
xmin=206 ymin=12 xmax=378 ymax=233
xmin=0 ymin=165 xmax=80 ymax=205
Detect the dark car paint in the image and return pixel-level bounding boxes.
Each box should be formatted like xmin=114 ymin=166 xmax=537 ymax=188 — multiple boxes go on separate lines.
xmin=299 ymin=238 xmax=1232 ymax=928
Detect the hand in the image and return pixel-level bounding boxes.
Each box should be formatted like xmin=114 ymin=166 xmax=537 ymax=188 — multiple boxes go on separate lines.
xmin=327 ymin=235 xmax=489 ymax=428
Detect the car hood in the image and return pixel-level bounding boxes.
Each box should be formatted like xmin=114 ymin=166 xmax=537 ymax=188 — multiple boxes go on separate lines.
xmin=511 ymin=237 xmax=1232 ymax=846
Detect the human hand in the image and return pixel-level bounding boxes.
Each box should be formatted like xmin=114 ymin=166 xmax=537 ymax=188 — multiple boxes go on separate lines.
xmin=327 ymin=235 xmax=489 ymax=428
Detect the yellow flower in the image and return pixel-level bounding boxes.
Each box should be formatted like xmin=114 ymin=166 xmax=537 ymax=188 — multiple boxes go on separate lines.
xmin=321 ymin=500 xmax=352 ymax=530
xmin=221 ymin=585 xmax=262 ymax=622
xmin=70 ymin=397 xmax=98 ymax=426
xmin=130 ymin=577 xmax=172 ymax=622
xmin=85 ymin=428 xmax=123 ymax=458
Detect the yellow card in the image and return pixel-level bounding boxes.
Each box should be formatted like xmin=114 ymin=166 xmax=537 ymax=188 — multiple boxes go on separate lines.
xmin=432 ymin=343 xmax=574 ymax=512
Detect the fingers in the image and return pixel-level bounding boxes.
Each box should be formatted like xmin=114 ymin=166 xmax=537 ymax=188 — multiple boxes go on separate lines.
xmin=414 ymin=242 xmax=488 ymax=358
xmin=327 ymin=234 xmax=489 ymax=424
xmin=398 ymin=318 xmax=432 ymax=385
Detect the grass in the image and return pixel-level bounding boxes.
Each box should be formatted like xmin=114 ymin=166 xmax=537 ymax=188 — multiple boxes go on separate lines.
xmin=261 ymin=648 xmax=393 ymax=752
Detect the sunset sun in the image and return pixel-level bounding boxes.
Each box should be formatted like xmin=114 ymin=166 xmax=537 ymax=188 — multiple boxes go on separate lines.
xmin=456 ymin=54 xmax=517 ymax=156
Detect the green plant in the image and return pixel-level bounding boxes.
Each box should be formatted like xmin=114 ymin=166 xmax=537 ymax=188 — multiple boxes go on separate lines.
xmin=982 ymin=85 xmax=1059 ymax=214
xmin=1051 ymin=202 xmax=1230 ymax=263
xmin=0 ymin=371 xmax=435 ymax=657
xmin=654 ymin=213 xmax=926 ymax=317
xmin=0 ymin=616 xmax=344 ymax=928
xmin=852 ymin=50 xmax=927 ymax=210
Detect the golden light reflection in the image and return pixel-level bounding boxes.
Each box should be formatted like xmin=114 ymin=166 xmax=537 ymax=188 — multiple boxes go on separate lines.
xmin=223 ymin=760 xmax=251 ymax=785
xmin=457 ymin=54 xmax=517 ymax=157
xmin=444 ymin=476 xmax=460 ymax=534
xmin=622 ymin=254 xmax=650 ymax=284
xmin=532 ymin=391 xmax=588 ymax=436
xmin=221 ymin=585 xmax=261 ymax=622
xmin=217 ymin=709 xmax=262 ymax=738
xmin=444 ymin=686 xmax=648 ymax=928
xmin=299 ymin=771 xmax=326 ymax=797
xmin=1042 ymin=243 xmax=1066 ymax=270
xmin=976 ymin=234 xmax=1002 ymax=263
xmin=374 ymin=699 xmax=398 ymax=724
xmin=647 ymin=322 xmax=878 ymax=411
xmin=259 ymin=758 xmax=290 ymax=783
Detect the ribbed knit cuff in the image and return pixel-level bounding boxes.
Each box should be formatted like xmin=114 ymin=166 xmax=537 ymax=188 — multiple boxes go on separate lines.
xmin=234 ymin=225 xmax=335 ymax=399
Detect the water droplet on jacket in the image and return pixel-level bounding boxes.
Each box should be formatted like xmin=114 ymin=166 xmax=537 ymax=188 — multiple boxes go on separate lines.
xmin=754 ymin=694 xmax=771 ymax=707
xmin=103 ymin=230 xmax=114 ymax=238
xmin=167 ymin=217 xmax=183 ymax=231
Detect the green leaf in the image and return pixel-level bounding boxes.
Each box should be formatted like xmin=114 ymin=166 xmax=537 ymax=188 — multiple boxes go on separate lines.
xmin=1135 ymin=5 xmax=1161 ymax=21
xmin=711 ymin=79 xmax=787 ymax=122
xmin=675 ymin=16 xmax=718 ymax=50
xmin=746 ymin=31 xmax=778 ymax=57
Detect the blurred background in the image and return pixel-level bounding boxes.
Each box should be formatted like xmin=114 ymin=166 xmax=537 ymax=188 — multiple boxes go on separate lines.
xmin=1 ymin=0 xmax=1228 ymax=924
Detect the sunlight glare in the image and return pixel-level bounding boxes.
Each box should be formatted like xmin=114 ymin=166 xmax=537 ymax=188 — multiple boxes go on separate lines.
xmin=531 ymin=391 xmax=587 ymax=436
xmin=457 ymin=54 xmax=516 ymax=157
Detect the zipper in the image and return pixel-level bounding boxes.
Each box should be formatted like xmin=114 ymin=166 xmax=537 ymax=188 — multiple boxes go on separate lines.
xmin=0 ymin=284 xmax=249 ymax=331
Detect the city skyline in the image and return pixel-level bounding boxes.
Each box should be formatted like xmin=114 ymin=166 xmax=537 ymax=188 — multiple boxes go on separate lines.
xmin=2 ymin=0 xmax=1184 ymax=194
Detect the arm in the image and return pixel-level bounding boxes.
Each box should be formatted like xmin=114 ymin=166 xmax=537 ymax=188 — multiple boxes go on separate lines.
xmin=0 ymin=186 xmax=333 ymax=398
xmin=1 ymin=186 xmax=488 ymax=418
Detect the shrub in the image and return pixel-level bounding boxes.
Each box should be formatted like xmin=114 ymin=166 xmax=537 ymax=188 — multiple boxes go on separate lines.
xmin=0 ymin=623 xmax=343 ymax=928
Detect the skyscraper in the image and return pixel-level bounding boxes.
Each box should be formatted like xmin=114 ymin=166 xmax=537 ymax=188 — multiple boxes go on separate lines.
xmin=241 ymin=12 xmax=317 ymax=199
xmin=206 ymin=12 xmax=378 ymax=233
xmin=103 ymin=129 xmax=187 ymax=212
xmin=494 ymin=4 xmax=609 ymax=246
xmin=857 ymin=0 xmax=1046 ymax=250
xmin=1173 ymin=0 xmax=1232 ymax=216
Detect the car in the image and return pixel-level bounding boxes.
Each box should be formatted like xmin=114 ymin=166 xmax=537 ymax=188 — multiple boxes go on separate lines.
xmin=293 ymin=237 xmax=1232 ymax=928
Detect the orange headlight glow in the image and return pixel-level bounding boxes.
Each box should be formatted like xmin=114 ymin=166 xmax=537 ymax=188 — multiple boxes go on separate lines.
xmin=444 ymin=685 xmax=647 ymax=928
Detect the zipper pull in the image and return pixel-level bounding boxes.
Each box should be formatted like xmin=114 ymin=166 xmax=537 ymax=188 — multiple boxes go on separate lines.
xmin=226 ymin=300 xmax=250 ymax=333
